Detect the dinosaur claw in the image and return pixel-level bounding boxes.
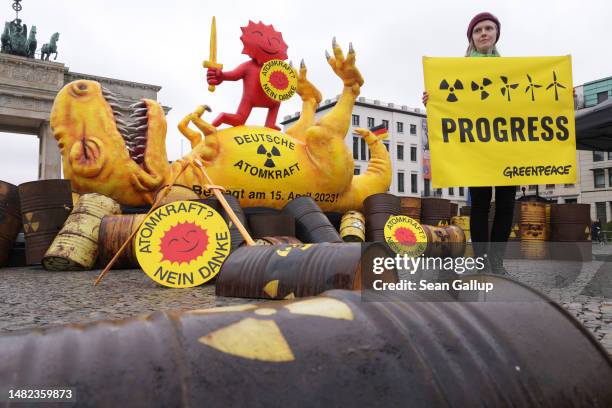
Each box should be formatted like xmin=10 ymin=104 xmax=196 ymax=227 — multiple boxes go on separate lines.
xmin=349 ymin=42 xmax=354 ymax=54
xmin=332 ymin=36 xmax=337 ymax=48
xmin=300 ymin=59 xmax=305 ymax=69
xmin=325 ymin=50 xmax=331 ymax=60
xmin=289 ymin=60 xmax=293 ymax=68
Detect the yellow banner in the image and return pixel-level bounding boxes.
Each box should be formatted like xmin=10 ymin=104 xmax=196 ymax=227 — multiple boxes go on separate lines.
xmin=423 ymin=56 xmax=576 ymax=187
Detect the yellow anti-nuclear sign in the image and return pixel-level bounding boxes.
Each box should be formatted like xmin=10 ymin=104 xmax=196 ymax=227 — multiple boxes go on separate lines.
xmin=423 ymin=56 xmax=576 ymax=187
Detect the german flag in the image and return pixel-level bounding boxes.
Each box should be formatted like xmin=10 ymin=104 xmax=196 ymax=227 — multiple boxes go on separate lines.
xmin=370 ymin=124 xmax=388 ymax=140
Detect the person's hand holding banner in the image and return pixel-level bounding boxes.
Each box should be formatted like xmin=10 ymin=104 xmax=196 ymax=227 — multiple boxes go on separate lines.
xmin=422 ymin=56 xmax=576 ymax=187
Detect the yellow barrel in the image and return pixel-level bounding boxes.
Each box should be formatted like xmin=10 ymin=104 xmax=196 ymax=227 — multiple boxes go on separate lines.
xmin=451 ymin=216 xmax=470 ymax=241
xmin=340 ymin=211 xmax=365 ymax=242
xmin=544 ymin=204 xmax=551 ymax=241
xmin=451 ymin=216 xmax=473 ymax=257
xmin=421 ymin=225 xmax=466 ymax=258
xmin=520 ymin=202 xmax=547 ymax=260
xmin=42 ymin=193 xmax=121 ymax=270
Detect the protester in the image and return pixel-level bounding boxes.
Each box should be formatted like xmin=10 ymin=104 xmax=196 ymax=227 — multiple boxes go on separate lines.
xmin=423 ymin=12 xmax=514 ymax=274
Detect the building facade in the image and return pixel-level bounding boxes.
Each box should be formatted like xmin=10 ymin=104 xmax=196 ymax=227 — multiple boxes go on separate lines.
xmin=281 ymin=96 xmax=468 ymax=207
xmin=574 ymin=77 xmax=611 ymax=223
xmin=517 ymin=75 xmax=612 ymax=224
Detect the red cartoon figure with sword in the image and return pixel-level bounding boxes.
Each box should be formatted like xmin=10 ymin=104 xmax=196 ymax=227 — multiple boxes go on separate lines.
xmin=204 ymin=18 xmax=295 ymax=131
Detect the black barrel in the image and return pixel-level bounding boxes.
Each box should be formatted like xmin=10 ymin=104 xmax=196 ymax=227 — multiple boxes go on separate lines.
xmin=282 ymin=197 xmax=342 ymax=243
xmin=18 ymin=179 xmax=73 ymax=265
xmin=0 ymin=180 xmax=21 ymax=266
xmin=1 ymin=279 xmax=610 ymax=407
xmin=248 ymin=214 xmax=295 ymax=238
xmin=206 ymin=195 xmax=249 ymax=251
xmin=216 ymin=242 xmax=397 ymax=299
xmin=460 ymin=205 xmax=471 ymax=216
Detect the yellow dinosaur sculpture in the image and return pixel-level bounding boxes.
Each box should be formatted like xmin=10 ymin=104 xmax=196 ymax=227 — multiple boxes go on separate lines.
xmin=50 ymin=41 xmax=391 ymax=211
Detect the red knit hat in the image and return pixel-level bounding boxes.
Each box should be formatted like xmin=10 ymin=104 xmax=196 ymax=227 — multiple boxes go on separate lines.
xmin=467 ymin=12 xmax=500 ymax=42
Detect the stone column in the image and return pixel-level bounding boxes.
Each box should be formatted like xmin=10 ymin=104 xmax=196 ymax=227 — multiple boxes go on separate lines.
xmin=38 ymin=121 xmax=62 ymax=179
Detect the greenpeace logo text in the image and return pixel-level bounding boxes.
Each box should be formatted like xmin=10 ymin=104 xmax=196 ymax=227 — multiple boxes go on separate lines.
xmin=502 ymin=165 xmax=571 ymax=179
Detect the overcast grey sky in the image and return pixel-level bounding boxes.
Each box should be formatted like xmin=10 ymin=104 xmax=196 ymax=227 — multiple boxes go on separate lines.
xmin=1 ymin=0 xmax=611 ymax=184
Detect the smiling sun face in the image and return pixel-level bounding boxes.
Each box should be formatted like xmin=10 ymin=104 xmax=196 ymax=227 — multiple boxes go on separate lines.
xmin=240 ymin=20 xmax=288 ymax=64
xmin=159 ymin=222 xmax=209 ymax=264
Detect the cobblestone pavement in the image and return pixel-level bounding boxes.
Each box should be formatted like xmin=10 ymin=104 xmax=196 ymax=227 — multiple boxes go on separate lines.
xmin=0 ymin=245 xmax=610 ymax=356
xmin=505 ymin=244 xmax=612 ymax=355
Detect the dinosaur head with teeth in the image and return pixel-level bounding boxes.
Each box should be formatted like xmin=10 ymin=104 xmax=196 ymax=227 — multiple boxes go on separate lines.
xmin=50 ymin=80 xmax=170 ymax=206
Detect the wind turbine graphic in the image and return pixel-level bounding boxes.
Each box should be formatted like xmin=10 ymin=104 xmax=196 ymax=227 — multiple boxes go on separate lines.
xmin=546 ymin=71 xmax=566 ymax=101
xmin=525 ymin=74 xmax=542 ymax=102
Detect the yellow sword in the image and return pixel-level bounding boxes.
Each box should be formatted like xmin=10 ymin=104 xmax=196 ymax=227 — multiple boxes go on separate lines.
xmin=203 ymin=16 xmax=223 ymax=92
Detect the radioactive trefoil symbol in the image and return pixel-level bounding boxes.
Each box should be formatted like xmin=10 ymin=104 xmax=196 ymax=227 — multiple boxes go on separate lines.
xmin=439 ymin=79 xmax=464 ymax=102
xmin=257 ymin=144 xmax=281 ymax=168
xmin=525 ymin=74 xmax=543 ymax=101
xmin=500 ymin=76 xmax=519 ymax=101
xmin=193 ymin=297 xmax=354 ymax=362
xmin=471 ymin=78 xmax=492 ymax=100
xmin=546 ymin=71 xmax=566 ymax=101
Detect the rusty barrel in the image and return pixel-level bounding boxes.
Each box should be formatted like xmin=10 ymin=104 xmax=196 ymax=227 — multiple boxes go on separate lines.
xmin=520 ymin=201 xmax=547 ymax=260
xmin=399 ymin=197 xmax=421 ymax=222
xmin=422 ymin=225 xmax=466 ymax=258
xmin=451 ymin=215 xmax=473 ymax=257
xmin=97 ymin=214 xmax=147 ymax=269
xmin=0 ymin=180 xmax=21 ymax=266
xmin=544 ymin=203 xmax=552 ymax=241
xmin=421 ymin=198 xmax=451 ymax=227
xmin=216 ymin=242 xmax=397 ymax=299
xmin=340 ymin=211 xmax=365 ymax=242
xmin=450 ymin=202 xmax=458 ymax=218
xmin=364 ymin=193 xmax=400 ymax=242
xmin=550 ymin=204 xmax=591 ymax=241
xmin=1 ymin=280 xmax=611 ymax=407
xmin=254 ymin=236 xmax=302 ymax=246
xmin=42 ymin=193 xmax=121 ymax=270
xmin=282 ymin=197 xmax=342 ymax=243
xmin=248 ymin=214 xmax=295 ymax=238
xmin=550 ymin=203 xmax=592 ymax=261
xmin=18 ymin=179 xmax=73 ymax=265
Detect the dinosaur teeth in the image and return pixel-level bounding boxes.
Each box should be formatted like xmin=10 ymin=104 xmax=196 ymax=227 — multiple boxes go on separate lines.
xmin=129 ymin=101 xmax=146 ymax=109
xmin=112 ymin=110 xmax=124 ymax=117
xmin=104 ymin=94 xmax=120 ymax=103
xmin=132 ymin=136 xmax=147 ymax=144
xmin=108 ymin=102 xmax=121 ymax=111
xmin=134 ymin=124 xmax=148 ymax=132
xmin=130 ymin=108 xmax=148 ymax=118
xmin=115 ymin=118 xmax=128 ymax=127
xmin=132 ymin=117 xmax=148 ymax=126
xmin=101 ymin=86 xmax=117 ymax=95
